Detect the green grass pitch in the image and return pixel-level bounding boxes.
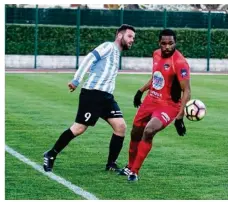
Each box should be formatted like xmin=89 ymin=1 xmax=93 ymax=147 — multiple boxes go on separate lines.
xmin=5 ymin=73 xmax=228 ymax=200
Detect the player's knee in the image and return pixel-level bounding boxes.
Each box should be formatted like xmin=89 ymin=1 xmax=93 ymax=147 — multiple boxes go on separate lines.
xmin=143 ymin=118 xmax=163 ymax=142
xmin=119 ymin=122 xmax=127 ymax=133
xmin=70 ymin=123 xmax=87 ymax=136
xmin=114 ymin=122 xmax=127 ymax=136
xmin=143 ymin=126 xmax=158 ymax=142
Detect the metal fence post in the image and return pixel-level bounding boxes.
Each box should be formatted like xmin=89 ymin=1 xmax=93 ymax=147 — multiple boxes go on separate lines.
xmin=119 ymin=8 xmax=124 ymax=70
xmin=206 ymin=10 xmax=212 ymax=72
xmin=34 ymin=5 xmax=39 ymax=69
xmin=76 ymin=7 xmax=81 ymax=69
xmin=163 ymin=9 xmax=167 ymax=28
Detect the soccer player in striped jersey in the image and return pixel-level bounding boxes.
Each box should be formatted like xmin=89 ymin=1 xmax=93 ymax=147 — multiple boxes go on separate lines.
xmin=43 ymin=24 xmax=135 ymax=172
xmin=119 ymin=29 xmax=191 ymax=181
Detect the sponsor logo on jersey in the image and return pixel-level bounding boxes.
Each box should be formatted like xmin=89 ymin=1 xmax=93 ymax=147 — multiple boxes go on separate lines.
xmin=150 ymin=90 xmax=162 ymax=98
xmin=152 ymin=71 xmax=165 ymax=90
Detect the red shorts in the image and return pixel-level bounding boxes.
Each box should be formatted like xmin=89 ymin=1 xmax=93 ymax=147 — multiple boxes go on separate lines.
xmin=133 ymin=95 xmax=180 ymax=128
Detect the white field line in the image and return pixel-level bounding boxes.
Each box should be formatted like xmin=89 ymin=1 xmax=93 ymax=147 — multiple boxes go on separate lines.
xmin=5 ymin=145 xmax=99 ymax=200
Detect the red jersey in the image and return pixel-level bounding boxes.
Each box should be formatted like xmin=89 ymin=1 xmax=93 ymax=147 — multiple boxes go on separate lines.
xmin=148 ymin=49 xmax=190 ymax=107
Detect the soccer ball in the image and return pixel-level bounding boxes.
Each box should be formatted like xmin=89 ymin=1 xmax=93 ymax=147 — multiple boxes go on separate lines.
xmin=184 ymin=99 xmax=206 ymax=121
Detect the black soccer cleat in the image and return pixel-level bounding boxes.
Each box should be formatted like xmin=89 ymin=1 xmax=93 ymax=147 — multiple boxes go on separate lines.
xmin=43 ymin=151 xmax=56 ymax=172
xmin=105 ymin=162 xmax=121 ymax=172
xmin=118 ymin=165 xmax=131 ymax=176
xmin=128 ymin=172 xmax=139 ymax=182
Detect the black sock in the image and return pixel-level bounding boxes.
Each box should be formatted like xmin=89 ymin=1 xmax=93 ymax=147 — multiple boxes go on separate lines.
xmin=48 ymin=128 xmax=76 ymax=157
xmin=107 ymin=133 xmax=124 ymax=165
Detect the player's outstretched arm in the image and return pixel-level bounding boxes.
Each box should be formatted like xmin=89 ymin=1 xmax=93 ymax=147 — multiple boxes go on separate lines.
xmin=139 ymin=77 xmax=152 ymax=93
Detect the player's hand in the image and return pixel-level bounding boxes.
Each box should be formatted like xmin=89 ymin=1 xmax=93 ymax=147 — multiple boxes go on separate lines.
xmin=133 ymin=90 xmax=143 ymax=108
xmin=68 ymin=82 xmax=76 ymax=92
xmin=174 ymin=118 xmax=186 ymax=136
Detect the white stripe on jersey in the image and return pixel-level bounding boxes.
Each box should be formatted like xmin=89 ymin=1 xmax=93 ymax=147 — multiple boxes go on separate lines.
xmin=101 ymin=47 xmax=119 ymax=92
xmin=84 ymin=72 xmax=96 ymax=88
xmin=93 ymin=54 xmax=111 ymax=90
xmin=105 ymin=48 xmax=119 ymax=92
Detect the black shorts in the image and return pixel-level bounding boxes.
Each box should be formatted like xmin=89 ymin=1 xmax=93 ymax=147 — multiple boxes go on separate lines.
xmin=75 ymin=88 xmax=123 ymax=126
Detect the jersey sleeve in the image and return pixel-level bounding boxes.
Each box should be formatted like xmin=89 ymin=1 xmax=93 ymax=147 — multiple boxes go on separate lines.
xmin=92 ymin=42 xmax=113 ymax=60
xmin=174 ymin=58 xmax=190 ymax=81
xmin=71 ymin=52 xmax=97 ymax=87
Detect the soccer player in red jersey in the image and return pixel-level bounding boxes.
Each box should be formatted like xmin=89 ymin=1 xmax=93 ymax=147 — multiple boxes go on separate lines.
xmin=119 ymin=29 xmax=191 ymax=181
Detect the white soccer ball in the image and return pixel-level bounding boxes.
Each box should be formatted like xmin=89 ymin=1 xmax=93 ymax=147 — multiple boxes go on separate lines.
xmin=184 ymin=99 xmax=206 ymax=121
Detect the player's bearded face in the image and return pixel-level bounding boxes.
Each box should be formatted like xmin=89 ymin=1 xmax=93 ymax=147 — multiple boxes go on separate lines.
xmin=160 ymin=36 xmax=176 ymax=58
xmin=121 ymin=37 xmax=129 ymax=50
xmin=121 ymin=30 xmax=135 ymax=50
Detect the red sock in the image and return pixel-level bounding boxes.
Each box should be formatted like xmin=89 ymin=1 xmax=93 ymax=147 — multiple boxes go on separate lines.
xmin=131 ymin=140 xmax=152 ymax=174
xmin=128 ymin=141 xmax=140 ymax=169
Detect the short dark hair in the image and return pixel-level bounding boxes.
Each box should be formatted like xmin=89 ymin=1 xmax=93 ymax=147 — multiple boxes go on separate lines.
xmin=159 ymin=29 xmax=176 ymax=42
xmin=117 ymin=24 xmax=135 ymax=34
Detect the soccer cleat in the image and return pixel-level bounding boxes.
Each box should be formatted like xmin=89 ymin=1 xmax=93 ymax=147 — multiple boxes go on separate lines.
xmin=43 ymin=151 xmax=56 ymax=172
xmin=118 ymin=165 xmax=131 ymax=176
xmin=105 ymin=162 xmax=121 ymax=172
xmin=128 ymin=172 xmax=139 ymax=181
